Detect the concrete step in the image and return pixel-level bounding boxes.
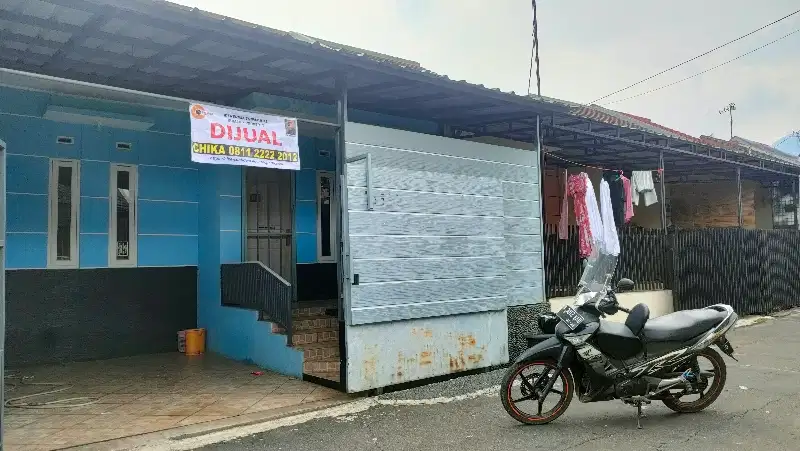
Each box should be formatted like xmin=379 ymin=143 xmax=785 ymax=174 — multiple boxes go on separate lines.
xmin=292 ymin=327 xmax=338 ymax=346
xmin=300 ymin=342 xmax=340 ymax=361
xmin=292 ymin=306 xmax=330 ymax=317
xmin=307 ymin=370 xmax=341 ymax=383
xmin=271 ymin=313 xmax=338 ymax=335
xmin=293 ymin=315 xmax=338 ymax=331
xmin=303 ymin=357 xmax=340 ymax=374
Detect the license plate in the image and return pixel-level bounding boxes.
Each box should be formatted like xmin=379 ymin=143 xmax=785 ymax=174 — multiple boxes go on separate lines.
xmin=556 ymin=305 xmax=585 ymax=331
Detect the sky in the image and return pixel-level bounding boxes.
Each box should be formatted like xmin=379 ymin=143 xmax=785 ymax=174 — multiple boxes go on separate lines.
xmin=172 ymin=0 xmax=799 ymax=146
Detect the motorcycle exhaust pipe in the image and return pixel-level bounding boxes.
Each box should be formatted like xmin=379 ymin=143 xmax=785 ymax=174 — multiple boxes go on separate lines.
xmin=648 ymin=372 xmax=692 ymax=397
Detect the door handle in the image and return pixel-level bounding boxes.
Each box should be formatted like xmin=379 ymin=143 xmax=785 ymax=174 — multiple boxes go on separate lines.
xmin=346 ymin=153 xmax=374 ymax=211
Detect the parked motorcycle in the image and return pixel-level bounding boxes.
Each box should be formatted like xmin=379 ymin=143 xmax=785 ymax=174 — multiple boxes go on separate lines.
xmin=501 ymin=251 xmax=738 ymax=428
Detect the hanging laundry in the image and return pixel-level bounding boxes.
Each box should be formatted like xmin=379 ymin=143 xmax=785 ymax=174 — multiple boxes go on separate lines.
xmin=599 ymin=179 xmax=621 ymax=256
xmin=558 ymin=169 xmax=569 ymax=240
xmin=583 ymin=175 xmax=603 ymax=253
xmin=567 ymin=173 xmax=595 ymax=257
xmin=631 ymin=170 xmax=659 ymax=207
xmin=602 ymin=170 xmax=626 ymax=226
xmin=621 ymin=175 xmax=634 ymax=223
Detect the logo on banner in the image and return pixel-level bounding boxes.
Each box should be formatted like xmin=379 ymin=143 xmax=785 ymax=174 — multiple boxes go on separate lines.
xmin=190 ymin=104 xmax=207 ymax=120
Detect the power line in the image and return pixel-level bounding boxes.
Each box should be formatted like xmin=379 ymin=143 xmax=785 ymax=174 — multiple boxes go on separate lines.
xmin=604 ymin=27 xmax=800 ymax=106
xmin=589 ymin=8 xmax=800 ymax=104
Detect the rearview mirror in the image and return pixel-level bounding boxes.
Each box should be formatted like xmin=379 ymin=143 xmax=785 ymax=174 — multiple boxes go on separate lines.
xmin=616 ymin=278 xmax=635 ymax=292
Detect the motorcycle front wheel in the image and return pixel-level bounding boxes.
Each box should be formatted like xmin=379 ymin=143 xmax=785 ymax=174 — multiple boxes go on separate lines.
xmin=500 ymin=360 xmax=574 ymax=425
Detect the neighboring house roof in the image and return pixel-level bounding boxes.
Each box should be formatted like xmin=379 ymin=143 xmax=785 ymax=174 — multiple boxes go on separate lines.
xmin=572 ymin=104 xmax=702 ymax=144
xmin=569 ymin=104 xmax=800 ymax=168
xmin=732 ymin=136 xmax=797 ymax=161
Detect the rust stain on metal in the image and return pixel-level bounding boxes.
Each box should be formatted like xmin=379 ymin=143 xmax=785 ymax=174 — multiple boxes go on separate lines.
xmin=419 ymin=350 xmax=433 ymax=366
xmin=411 ymin=328 xmax=434 ymax=338
xmin=458 ymin=334 xmax=477 ymax=347
xmin=394 ymin=352 xmax=419 ymax=381
xmin=364 ymin=357 xmax=377 ymax=380
xmin=467 ymin=353 xmax=484 ymax=364
xmin=448 ymin=335 xmax=483 ymax=373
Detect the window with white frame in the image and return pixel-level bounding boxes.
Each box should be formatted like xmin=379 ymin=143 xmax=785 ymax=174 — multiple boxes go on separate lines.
xmin=317 ymin=170 xmax=336 ymax=262
xmin=48 ymin=159 xmax=80 ymax=268
xmin=109 ymin=164 xmax=138 ymax=267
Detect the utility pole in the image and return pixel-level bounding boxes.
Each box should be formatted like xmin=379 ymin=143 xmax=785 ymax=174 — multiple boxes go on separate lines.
xmin=719 ymin=102 xmax=736 ymax=139
xmin=528 ymin=0 xmax=541 ymax=96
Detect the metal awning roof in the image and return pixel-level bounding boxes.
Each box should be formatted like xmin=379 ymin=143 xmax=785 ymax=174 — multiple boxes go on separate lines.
xmin=0 ymin=0 xmax=798 ymax=181
xmin=0 ymin=0 xmax=572 ymax=127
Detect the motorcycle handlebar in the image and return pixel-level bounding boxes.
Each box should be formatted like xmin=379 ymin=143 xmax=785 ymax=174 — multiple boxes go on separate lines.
xmin=596 ymin=292 xmax=631 ymax=315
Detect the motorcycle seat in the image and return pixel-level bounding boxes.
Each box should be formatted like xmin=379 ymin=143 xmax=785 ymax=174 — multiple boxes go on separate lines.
xmin=642 ymin=308 xmax=728 ymax=343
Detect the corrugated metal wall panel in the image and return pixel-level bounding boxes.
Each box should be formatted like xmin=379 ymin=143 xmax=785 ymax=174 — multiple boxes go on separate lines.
xmin=345 ymin=310 xmax=509 ymax=392
xmin=343 ymin=122 xmax=544 ymax=325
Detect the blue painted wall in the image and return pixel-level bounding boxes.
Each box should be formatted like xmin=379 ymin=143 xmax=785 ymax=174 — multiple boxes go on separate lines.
xmin=1 ymin=84 xmax=439 ymax=374
xmin=296 ymin=136 xmax=336 ymax=264
xmin=0 ymin=85 xmax=303 ymax=374
xmin=0 ymin=87 xmax=198 ymax=269
xmin=196 ymin=165 xmax=303 ymax=376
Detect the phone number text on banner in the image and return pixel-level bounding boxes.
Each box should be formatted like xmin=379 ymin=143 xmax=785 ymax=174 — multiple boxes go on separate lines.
xmin=189 ymin=103 xmax=300 ymax=170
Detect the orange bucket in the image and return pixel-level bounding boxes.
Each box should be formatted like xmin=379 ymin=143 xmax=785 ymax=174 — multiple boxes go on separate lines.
xmin=183 ymin=328 xmax=206 ymax=356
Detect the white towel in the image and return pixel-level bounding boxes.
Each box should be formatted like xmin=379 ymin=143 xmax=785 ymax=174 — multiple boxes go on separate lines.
xmin=583 ymin=175 xmax=604 ymax=254
xmin=599 ymin=180 xmax=620 ymax=256
xmin=631 ymin=170 xmax=659 ymax=207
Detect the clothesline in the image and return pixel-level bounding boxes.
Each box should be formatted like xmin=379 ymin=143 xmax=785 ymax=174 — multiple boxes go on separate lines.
xmin=543 ymin=150 xmax=663 ymax=174
xmin=558 ymin=159 xmax=664 ymax=258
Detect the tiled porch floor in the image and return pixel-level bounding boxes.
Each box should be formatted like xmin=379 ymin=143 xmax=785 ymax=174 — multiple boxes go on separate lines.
xmin=4 ymin=353 xmax=347 ymax=450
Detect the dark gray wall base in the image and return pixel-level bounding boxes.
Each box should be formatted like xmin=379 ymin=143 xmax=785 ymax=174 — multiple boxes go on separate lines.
xmin=507 ymin=302 xmax=551 ymax=362
xmin=6 ymin=267 xmax=198 ymax=367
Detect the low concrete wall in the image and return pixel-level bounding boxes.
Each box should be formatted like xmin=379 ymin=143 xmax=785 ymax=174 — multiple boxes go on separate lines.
xmin=549 ymin=290 xmax=674 ymax=323
xmin=507 ymin=303 xmax=551 ymax=361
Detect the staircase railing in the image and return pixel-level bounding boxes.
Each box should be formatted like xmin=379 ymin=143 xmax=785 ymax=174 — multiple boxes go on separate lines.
xmin=221 ymin=261 xmax=293 ymax=345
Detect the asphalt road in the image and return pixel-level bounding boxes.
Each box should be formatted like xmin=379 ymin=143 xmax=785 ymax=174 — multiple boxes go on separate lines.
xmin=199 ymin=312 xmax=800 ymax=451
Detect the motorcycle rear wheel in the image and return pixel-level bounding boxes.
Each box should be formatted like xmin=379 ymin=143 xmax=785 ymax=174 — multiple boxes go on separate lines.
xmin=662 ymin=347 xmax=727 ymax=413
xmin=500 ymin=360 xmax=574 ymax=425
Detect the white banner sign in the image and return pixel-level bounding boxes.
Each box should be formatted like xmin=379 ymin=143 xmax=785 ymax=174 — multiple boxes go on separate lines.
xmin=189 ymin=103 xmax=300 ymax=170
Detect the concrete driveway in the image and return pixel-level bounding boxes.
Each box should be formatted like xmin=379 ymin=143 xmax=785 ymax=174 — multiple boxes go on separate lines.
xmin=195 ymin=311 xmax=799 ymax=451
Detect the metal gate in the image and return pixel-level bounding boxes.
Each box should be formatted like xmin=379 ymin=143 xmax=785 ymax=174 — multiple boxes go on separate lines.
xmin=0 ymin=138 xmax=7 ymax=448
xmin=341 ymin=123 xmax=543 ymax=392
xmin=245 ymin=167 xmax=293 ymax=281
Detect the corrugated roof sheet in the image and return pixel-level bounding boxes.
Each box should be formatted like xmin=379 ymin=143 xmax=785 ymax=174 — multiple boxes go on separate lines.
xmin=1 ymin=0 xmax=797 ymax=172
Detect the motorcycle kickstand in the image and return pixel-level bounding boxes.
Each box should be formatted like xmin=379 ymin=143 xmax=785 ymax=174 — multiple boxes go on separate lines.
xmin=629 ymin=397 xmax=650 ymax=429
xmin=635 ymin=402 xmax=643 ymax=429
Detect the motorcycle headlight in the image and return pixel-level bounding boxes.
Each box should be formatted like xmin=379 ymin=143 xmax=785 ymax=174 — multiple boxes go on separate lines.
xmin=537 ymin=313 xmax=559 ymax=334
